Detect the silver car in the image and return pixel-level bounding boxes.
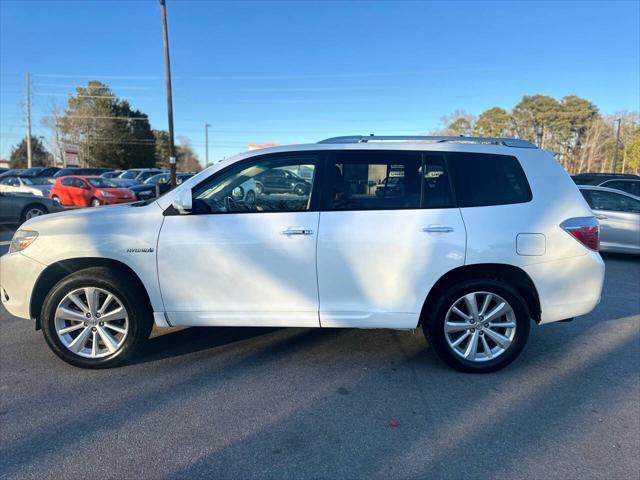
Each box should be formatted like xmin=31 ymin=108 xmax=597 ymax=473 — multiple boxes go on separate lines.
xmin=0 ymin=175 xmax=53 ymax=197
xmin=0 ymin=192 xmax=62 ymax=225
xmin=579 ymin=186 xmax=640 ymax=255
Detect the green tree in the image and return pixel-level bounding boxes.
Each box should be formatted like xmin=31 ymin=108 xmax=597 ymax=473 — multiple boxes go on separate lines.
xmin=9 ymin=136 xmax=52 ymax=168
xmin=438 ymin=110 xmax=475 ymax=136
xmin=58 ymin=81 xmax=155 ymax=169
xmin=153 ymin=130 xmax=202 ymax=172
xmin=624 ymin=134 xmax=640 ymax=173
xmin=473 ymin=107 xmax=513 ymax=137
xmin=512 ymin=95 xmax=560 ymax=147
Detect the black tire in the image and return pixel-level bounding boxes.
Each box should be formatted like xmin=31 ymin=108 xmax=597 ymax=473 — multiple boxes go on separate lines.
xmin=293 ymin=183 xmax=308 ymax=196
xmin=41 ymin=267 xmax=153 ymax=368
xmin=423 ymin=278 xmax=530 ymax=373
xmin=52 ymin=195 xmax=61 ymax=204
xmin=245 ymin=190 xmax=256 ymax=207
xmin=20 ymin=204 xmax=48 ymax=224
xmin=90 ymin=198 xmax=101 ymax=207
xmin=255 ymin=182 xmax=264 ymax=195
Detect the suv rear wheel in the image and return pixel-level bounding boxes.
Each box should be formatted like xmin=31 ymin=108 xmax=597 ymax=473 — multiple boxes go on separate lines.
xmin=41 ymin=267 xmax=153 ymax=368
xmin=423 ymin=279 xmax=530 ymax=373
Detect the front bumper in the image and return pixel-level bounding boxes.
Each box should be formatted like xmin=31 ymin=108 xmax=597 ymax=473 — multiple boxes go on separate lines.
xmin=0 ymin=252 xmax=46 ymax=320
xmin=523 ymin=251 xmax=605 ymax=325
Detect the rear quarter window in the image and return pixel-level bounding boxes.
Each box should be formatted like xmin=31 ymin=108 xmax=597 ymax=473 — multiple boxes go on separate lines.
xmin=448 ymin=152 xmax=532 ymax=207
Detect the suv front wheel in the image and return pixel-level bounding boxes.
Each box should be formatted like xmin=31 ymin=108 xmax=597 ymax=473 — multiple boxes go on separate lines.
xmin=423 ymin=279 xmax=530 ymax=373
xmin=41 ymin=267 xmax=153 ymax=368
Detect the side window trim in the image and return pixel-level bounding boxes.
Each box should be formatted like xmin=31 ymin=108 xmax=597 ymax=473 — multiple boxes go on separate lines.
xmin=172 ymin=151 xmax=323 ymax=216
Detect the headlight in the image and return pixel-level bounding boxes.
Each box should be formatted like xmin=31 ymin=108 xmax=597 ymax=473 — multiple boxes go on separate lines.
xmin=100 ymin=190 xmax=115 ymax=198
xmin=9 ymin=230 xmax=38 ymax=253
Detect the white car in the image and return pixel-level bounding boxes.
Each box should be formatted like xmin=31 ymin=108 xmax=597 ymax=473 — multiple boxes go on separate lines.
xmin=0 ymin=175 xmax=52 ymax=197
xmin=0 ymin=135 xmax=605 ymax=372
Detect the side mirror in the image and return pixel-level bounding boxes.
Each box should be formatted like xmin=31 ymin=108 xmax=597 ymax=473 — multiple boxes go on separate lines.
xmin=172 ymin=187 xmax=192 ymax=214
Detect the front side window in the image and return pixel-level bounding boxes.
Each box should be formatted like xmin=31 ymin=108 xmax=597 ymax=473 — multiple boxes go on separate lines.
xmin=589 ymin=190 xmax=640 ymax=213
xmin=325 ymin=151 xmax=454 ymax=211
xmin=192 ymin=155 xmax=317 ymax=214
xmin=448 ymin=152 xmax=532 ymax=207
xmin=61 ymin=178 xmax=75 ymax=187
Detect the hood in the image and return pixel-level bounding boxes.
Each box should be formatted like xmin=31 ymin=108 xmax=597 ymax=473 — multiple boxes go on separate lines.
xmin=110 ymin=178 xmax=140 ymax=187
xmin=128 ymin=183 xmax=156 ymax=192
xmin=21 ymin=201 xmax=159 ymax=231
xmin=100 ymin=187 xmax=135 ymax=195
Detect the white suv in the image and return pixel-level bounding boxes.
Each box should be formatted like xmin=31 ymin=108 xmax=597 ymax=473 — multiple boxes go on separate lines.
xmin=0 ymin=136 xmax=605 ymax=372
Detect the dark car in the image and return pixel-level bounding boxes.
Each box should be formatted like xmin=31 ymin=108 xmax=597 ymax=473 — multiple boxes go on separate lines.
xmin=0 ymin=191 xmax=63 ymax=225
xmin=19 ymin=166 xmax=61 ymax=178
xmin=53 ymin=167 xmax=114 ymax=178
xmin=100 ymin=170 xmax=124 ymax=179
xmin=571 ymin=173 xmax=639 ymax=185
xmin=129 ymin=172 xmax=194 ymax=200
xmin=254 ymin=168 xmax=311 ymax=195
xmin=572 ymin=173 xmax=640 ymax=196
xmin=0 ymin=169 xmax=25 ymax=179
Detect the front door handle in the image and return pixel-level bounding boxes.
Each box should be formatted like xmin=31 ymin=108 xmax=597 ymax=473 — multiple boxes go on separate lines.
xmin=282 ymin=227 xmax=314 ymax=235
xmin=422 ymin=226 xmax=454 ymax=233
xmin=595 ymin=214 xmax=608 ymax=220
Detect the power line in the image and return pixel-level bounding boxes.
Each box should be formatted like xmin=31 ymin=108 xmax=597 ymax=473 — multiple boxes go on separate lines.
xmin=34 ymin=83 xmax=153 ymax=91
xmin=33 ymin=92 xmax=152 ymax=100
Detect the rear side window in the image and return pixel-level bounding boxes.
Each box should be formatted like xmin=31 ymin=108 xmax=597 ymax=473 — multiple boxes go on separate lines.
xmin=61 ymin=178 xmax=75 ymax=187
xmin=448 ymin=153 xmax=532 ymax=207
xmin=325 ymin=151 xmax=455 ymax=211
xmin=588 ymin=190 xmax=640 ymax=213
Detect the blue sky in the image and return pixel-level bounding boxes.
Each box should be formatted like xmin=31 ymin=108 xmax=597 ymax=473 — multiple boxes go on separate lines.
xmin=1 ymin=0 xmax=639 ymax=163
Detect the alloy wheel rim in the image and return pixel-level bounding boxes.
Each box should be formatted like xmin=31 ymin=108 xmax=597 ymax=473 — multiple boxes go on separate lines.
xmin=444 ymin=291 xmax=516 ymax=363
xmin=54 ymin=287 xmax=129 ymax=359
xmin=26 ymin=208 xmax=44 ymax=219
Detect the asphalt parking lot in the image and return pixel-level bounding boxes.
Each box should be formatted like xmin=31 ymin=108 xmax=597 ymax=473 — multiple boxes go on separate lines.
xmin=0 ymin=225 xmax=13 ymax=256
xmin=0 ymin=228 xmax=638 ymax=480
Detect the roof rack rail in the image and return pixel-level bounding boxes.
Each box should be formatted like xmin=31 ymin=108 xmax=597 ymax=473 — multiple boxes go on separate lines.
xmin=317 ymin=135 xmax=537 ymax=149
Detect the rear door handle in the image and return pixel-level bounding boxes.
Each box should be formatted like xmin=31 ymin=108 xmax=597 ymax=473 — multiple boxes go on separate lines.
xmin=282 ymin=227 xmax=314 ymax=235
xmin=422 ymin=226 xmax=454 ymax=233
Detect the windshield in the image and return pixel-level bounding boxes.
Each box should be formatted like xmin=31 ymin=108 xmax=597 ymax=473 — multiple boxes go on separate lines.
xmin=88 ymin=178 xmax=118 ymax=188
xmin=144 ymin=173 xmax=169 ymax=184
xmin=119 ymin=170 xmax=140 ymax=179
xmin=139 ymin=171 xmax=162 ymax=181
xmin=22 ymin=177 xmax=51 ymax=185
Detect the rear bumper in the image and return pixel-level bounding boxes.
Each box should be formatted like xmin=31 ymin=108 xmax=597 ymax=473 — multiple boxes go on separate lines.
xmin=523 ymin=252 xmax=605 ymax=325
xmin=0 ymin=252 xmax=46 ymax=320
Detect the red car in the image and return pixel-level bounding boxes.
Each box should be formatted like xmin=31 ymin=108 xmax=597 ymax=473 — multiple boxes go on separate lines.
xmin=49 ymin=175 xmax=136 ymax=207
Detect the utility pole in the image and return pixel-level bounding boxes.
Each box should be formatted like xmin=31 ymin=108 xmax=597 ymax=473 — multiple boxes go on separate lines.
xmin=159 ymin=0 xmax=177 ymax=187
xmin=613 ymin=117 xmax=622 ymax=173
xmin=205 ymin=123 xmax=210 ymax=168
xmin=25 ymin=73 xmax=33 ymax=169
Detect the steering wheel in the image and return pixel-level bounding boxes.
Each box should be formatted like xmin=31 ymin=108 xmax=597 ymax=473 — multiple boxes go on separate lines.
xmin=223 ymin=195 xmax=238 ymax=212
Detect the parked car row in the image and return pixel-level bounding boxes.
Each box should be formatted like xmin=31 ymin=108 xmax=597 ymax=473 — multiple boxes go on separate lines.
xmin=0 ymin=166 xmax=197 ymax=225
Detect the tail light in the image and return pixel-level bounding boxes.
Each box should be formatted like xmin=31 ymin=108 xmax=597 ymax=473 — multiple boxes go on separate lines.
xmin=561 ymin=217 xmax=599 ymax=251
